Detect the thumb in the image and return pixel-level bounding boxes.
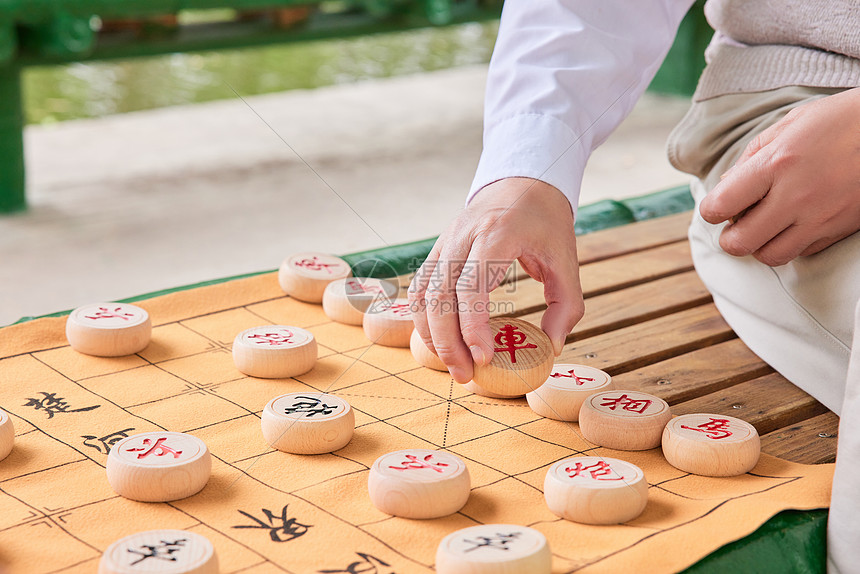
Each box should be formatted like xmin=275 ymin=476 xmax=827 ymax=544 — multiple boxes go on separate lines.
xmin=539 ymin=256 xmax=584 ymax=355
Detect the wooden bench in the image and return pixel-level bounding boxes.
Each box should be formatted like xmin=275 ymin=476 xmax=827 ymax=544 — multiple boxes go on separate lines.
xmin=490 ymin=210 xmax=837 ymax=466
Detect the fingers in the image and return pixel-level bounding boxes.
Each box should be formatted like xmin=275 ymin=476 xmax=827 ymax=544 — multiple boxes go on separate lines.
xmin=408 ymin=239 xmax=443 ymax=354
xmin=717 ymin=193 xmax=794 ymax=257
xmin=456 ymin=239 xmax=513 ymax=367
xmin=700 ymin=154 xmax=774 ymax=225
xmin=411 ymin=177 xmax=585 ymax=381
xmin=425 ymin=240 xmax=475 ymax=383
xmin=703 ymin=109 xmax=800 ymax=224
xmin=751 ymin=224 xmax=818 ymax=267
xmin=705 ymin=92 xmax=860 ymax=265
xmin=538 ymin=252 xmax=584 ymax=356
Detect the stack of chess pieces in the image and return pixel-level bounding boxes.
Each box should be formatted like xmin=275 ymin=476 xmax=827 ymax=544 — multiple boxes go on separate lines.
xmin=0 ymin=252 xmax=762 ymax=574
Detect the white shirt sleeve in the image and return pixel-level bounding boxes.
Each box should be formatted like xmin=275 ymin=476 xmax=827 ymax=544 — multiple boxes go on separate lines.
xmin=468 ymin=0 xmax=696 ymax=212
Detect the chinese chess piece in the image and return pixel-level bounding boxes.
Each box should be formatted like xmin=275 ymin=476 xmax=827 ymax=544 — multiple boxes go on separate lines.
xmin=0 ymin=408 xmax=13 ymax=461
xmin=322 ymin=277 xmax=399 ymax=325
xmin=662 ymin=414 xmax=761 ymax=476
xmin=527 ymin=364 xmax=613 ymax=420
xmin=278 ymin=252 xmax=352 ymax=303
xmin=410 ymin=328 xmax=447 ymax=371
xmin=471 ymin=317 xmax=554 ymax=396
xmin=544 ymin=456 xmax=648 ymax=524
xmin=363 ymin=298 xmax=414 ymax=348
xmin=368 ymin=449 xmax=470 ymax=519
xmin=99 ymin=529 xmax=218 ymax=574
xmin=66 ymin=303 xmax=151 ymax=357
xmin=435 ymin=524 xmax=551 ymax=574
xmin=106 ymin=431 xmax=211 ymax=502
xmin=578 ymin=390 xmax=672 ymax=450
xmin=261 ymin=392 xmax=354 ymax=454
xmin=232 ymin=325 xmax=317 ymax=379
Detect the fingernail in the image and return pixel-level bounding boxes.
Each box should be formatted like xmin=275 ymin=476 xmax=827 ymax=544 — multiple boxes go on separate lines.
xmin=552 ymin=337 xmax=565 ymax=356
xmin=470 ymin=345 xmax=488 ymax=366
xmin=448 ymin=365 xmax=469 ymax=384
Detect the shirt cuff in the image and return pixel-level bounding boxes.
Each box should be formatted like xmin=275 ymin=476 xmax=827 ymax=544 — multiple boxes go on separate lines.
xmin=467 ymin=113 xmax=591 ymax=215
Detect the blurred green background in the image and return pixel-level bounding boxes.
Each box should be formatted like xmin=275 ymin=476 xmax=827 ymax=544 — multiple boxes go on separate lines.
xmin=23 ymin=20 xmax=498 ymax=125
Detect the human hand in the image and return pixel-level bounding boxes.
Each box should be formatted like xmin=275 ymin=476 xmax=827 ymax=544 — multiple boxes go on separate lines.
xmin=408 ymin=177 xmax=584 ymax=383
xmin=699 ymin=87 xmax=860 ymax=266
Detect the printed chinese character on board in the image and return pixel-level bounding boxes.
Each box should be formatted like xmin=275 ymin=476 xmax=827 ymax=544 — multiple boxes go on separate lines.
xmin=24 ymin=392 xmax=100 ymax=419
xmin=232 ymin=505 xmax=311 ymax=542
xmin=82 ymin=427 xmax=135 ymax=455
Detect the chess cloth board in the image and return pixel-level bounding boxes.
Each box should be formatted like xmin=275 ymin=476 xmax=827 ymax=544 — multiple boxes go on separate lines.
xmin=0 ymin=212 xmax=835 ymax=574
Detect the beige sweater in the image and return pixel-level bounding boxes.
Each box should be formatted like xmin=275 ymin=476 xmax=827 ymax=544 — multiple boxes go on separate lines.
xmin=695 ymin=0 xmax=860 ymax=101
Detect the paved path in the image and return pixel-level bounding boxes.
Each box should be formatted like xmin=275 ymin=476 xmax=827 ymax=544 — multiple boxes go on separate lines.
xmin=0 ymin=65 xmax=690 ymax=325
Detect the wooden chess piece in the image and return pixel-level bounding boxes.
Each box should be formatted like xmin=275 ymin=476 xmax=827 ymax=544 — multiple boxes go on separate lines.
xmin=99 ymin=529 xmax=218 ymax=574
xmin=363 ymin=298 xmax=414 ymax=347
xmin=106 ymin=432 xmax=211 ymax=502
xmin=66 ymin=303 xmax=151 ymax=357
xmin=322 ymin=277 xmax=399 ymax=325
xmin=261 ymin=392 xmax=354 ymax=454
xmin=662 ymin=413 xmax=761 ymax=477
xmin=232 ymin=325 xmax=317 ymax=378
xmin=278 ymin=252 xmax=352 ymax=303
xmin=410 ymin=328 xmax=447 ymax=371
xmin=578 ymin=390 xmax=672 ymax=450
xmin=471 ymin=318 xmax=553 ymax=397
xmin=527 ymin=364 xmax=613 ymax=420
xmin=0 ymin=408 xmax=13 ymax=462
xmin=368 ymin=449 xmax=470 ymax=519
xmin=436 ymin=524 xmax=551 ymax=574
xmin=544 ymin=456 xmax=648 ymax=524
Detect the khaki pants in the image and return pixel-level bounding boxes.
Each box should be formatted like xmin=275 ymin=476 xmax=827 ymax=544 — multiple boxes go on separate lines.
xmin=667 ymin=86 xmax=860 ymax=574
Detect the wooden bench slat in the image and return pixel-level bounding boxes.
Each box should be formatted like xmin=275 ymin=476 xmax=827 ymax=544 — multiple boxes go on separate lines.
xmin=499 ymin=212 xmax=692 ymax=285
xmin=514 ymin=271 xmax=713 ymax=341
xmin=609 ymin=338 xmax=774 ymax=404
xmin=672 ymin=372 xmax=830 ymax=437
xmin=552 ymin=303 xmax=735 ymax=375
xmin=577 ymin=211 xmax=692 ymax=265
xmin=491 ymin=241 xmax=695 ymax=316
xmin=760 ymin=412 xmax=840 ymax=465
xmin=580 ymin=241 xmax=695 ymax=298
